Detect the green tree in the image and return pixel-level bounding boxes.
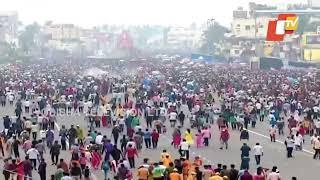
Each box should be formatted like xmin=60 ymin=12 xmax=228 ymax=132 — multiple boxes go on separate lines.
xmin=296 ymin=15 xmax=320 ymax=34
xmin=19 ymin=22 xmax=40 ymax=54
xmin=200 ymin=22 xmax=229 ymax=54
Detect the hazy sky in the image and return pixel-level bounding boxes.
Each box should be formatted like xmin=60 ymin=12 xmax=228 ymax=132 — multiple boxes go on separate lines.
xmin=0 ymin=0 xmax=307 ymax=27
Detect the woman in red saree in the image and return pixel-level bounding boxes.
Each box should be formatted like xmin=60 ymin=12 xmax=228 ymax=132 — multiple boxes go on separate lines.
xmin=16 ymin=159 xmax=24 ymax=180
xmin=101 ymin=115 xmax=107 ymax=127
xmin=172 ymin=129 xmax=181 ymax=148
xmin=91 ymin=149 xmax=101 ymax=170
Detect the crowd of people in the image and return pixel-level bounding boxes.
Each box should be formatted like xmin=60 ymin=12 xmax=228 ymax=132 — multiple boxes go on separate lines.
xmin=0 ymin=59 xmax=318 ymax=180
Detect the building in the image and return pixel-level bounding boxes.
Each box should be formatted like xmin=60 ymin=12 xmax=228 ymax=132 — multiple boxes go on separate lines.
xmin=43 ymin=23 xmax=82 ymax=52
xmin=0 ymin=11 xmax=18 ymax=44
xmin=166 ymin=27 xmax=202 ymax=49
xmin=301 ymin=33 xmax=320 ymax=61
xmin=44 ymin=23 xmax=80 ymax=41
xmin=231 ymin=16 xmax=270 ymax=39
xmin=309 ymin=0 xmax=320 ymax=8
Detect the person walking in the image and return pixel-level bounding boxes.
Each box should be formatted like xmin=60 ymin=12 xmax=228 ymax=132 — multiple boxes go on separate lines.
xmin=313 ymin=137 xmax=320 ymax=159
xmin=178 ymin=111 xmax=185 ymax=127
xmin=67 ymin=125 xmax=77 ymax=150
xmin=253 ymin=143 xmax=263 ymax=165
xmin=202 ymin=127 xmax=211 ymax=147
xmin=240 ymin=143 xmax=251 ymax=158
xmin=240 ymin=156 xmax=250 ymax=170
xmin=229 ymin=164 xmax=239 ymax=180
xmin=91 ymin=149 xmax=102 ymax=170
xmin=151 ymin=129 xmax=159 ymax=149
xmin=23 ymin=156 xmax=33 ymax=180
xmin=179 ymin=139 xmax=190 ymax=160
xmin=76 ymin=125 xmax=84 ymax=144
xmin=144 ymin=128 xmax=151 ymax=149
xmin=50 ymin=140 xmax=61 ymax=165
xmin=26 ymin=145 xmax=40 ymax=170
xmin=59 ymin=125 xmax=67 ymax=150
xmin=3 ymin=159 xmax=11 ymax=180
xmin=220 ymin=127 xmax=230 ymax=150
xmin=111 ymin=125 xmax=121 ymax=145
xmin=285 ymin=135 xmax=295 ymax=158
xmin=267 ymin=166 xmax=281 ymax=180
xmin=38 ymin=158 xmax=47 ymax=180
xmin=184 ymin=129 xmax=194 ymax=145
xmin=101 ymin=160 xmax=110 ymax=180
xmin=195 ymin=129 xmax=204 ymax=148
xmin=239 ymin=169 xmax=253 ymax=180
xmin=269 ymin=125 xmax=276 ymax=142
xmin=70 ymin=161 xmax=82 ymax=179
xmin=253 ymin=167 xmax=266 ymax=180
xmin=12 ymin=135 xmax=21 ymax=158
xmin=137 ymin=165 xmax=149 ymax=180
xmin=125 ymin=144 xmax=138 ymax=168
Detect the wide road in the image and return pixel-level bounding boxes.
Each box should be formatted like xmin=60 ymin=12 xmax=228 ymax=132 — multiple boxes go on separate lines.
xmin=0 ymin=94 xmax=318 ymax=179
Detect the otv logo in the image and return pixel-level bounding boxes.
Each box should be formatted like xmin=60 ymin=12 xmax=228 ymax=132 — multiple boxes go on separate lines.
xmin=266 ymin=14 xmax=299 ymax=41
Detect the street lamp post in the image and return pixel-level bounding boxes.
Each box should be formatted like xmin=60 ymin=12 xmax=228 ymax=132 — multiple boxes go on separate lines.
xmin=206 ymin=18 xmax=215 ymax=54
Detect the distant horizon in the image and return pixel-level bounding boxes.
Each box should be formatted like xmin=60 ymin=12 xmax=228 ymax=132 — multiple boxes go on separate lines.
xmin=0 ymin=0 xmax=307 ymax=28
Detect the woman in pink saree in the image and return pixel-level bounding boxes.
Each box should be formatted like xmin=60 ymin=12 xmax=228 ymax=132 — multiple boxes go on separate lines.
xmin=91 ymin=149 xmax=101 ymax=170
xmin=195 ymin=129 xmax=204 ymax=148
xmin=172 ymin=129 xmax=181 ymax=148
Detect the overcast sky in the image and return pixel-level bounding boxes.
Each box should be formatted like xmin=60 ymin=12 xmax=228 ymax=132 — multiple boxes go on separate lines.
xmin=0 ymin=0 xmax=307 ymax=27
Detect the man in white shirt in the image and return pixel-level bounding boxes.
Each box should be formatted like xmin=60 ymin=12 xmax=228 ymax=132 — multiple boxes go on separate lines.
xmin=169 ymin=111 xmax=177 ymax=127
xmin=24 ymin=100 xmax=30 ymax=113
xmin=26 ymin=147 xmax=40 ymax=170
xmin=95 ymin=133 xmax=103 ymax=145
xmin=179 ymin=139 xmax=190 ymax=160
xmin=253 ymin=142 xmax=263 ymax=165
xmin=256 ymin=102 xmax=262 ymax=113
xmin=314 ymin=105 xmax=320 ymax=120
xmin=8 ymin=93 xmax=14 ymax=105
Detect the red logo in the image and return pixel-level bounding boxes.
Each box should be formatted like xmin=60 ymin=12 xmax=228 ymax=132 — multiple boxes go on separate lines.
xmin=266 ymin=14 xmax=299 ymax=41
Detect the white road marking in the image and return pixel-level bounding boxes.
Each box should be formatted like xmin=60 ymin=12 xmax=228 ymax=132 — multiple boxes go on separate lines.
xmin=247 ymin=129 xmax=314 ymax=155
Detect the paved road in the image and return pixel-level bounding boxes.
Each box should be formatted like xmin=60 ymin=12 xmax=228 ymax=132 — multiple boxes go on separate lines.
xmin=0 ymin=95 xmax=319 ymax=179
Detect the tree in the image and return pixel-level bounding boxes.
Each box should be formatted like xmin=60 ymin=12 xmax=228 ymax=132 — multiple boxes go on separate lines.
xmin=200 ymin=22 xmax=229 ymax=54
xmin=18 ymin=22 xmax=41 ymax=54
xmin=296 ymin=15 xmax=320 ymax=34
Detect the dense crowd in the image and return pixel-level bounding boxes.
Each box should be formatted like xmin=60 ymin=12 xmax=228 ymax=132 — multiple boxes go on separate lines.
xmin=0 ymin=59 xmax=318 ymax=180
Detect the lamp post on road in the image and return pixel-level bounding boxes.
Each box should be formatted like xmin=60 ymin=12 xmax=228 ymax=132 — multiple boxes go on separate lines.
xmin=207 ymin=18 xmax=215 ymax=28
xmin=206 ymin=18 xmax=215 ymax=54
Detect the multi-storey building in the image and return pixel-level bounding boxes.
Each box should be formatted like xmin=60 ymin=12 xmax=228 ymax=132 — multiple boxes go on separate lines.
xmin=0 ymin=11 xmax=18 ymax=44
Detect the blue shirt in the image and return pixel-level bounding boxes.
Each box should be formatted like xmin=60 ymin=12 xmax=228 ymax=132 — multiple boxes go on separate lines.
xmin=144 ymin=132 xmax=151 ymax=139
